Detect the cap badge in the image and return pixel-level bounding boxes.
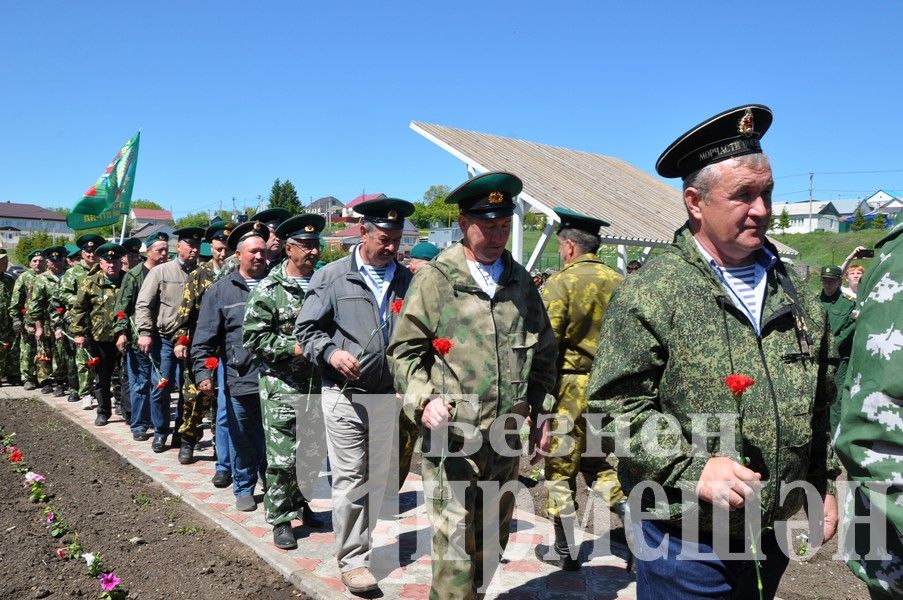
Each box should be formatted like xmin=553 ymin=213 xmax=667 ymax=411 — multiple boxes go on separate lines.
xmin=738 ymin=108 xmax=754 ymax=137
xmin=224 ymin=223 xmax=234 ymax=232
xmin=388 ymin=210 xmax=398 ymax=220
xmin=87 ymin=241 xmax=95 ymax=248
xmin=304 ymin=224 xmax=315 ymax=232
xmin=488 ymin=191 xmax=504 ymax=204
xmin=253 ymin=222 xmax=263 ymax=232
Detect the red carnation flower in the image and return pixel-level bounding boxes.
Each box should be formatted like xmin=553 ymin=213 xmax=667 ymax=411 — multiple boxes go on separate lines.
xmin=432 ymin=338 xmax=453 ymax=357
xmin=391 ymin=299 xmax=404 ymax=315
xmin=177 ymin=336 xmax=191 ymax=347
xmin=116 ymin=311 xmax=126 ymax=320
xmin=86 ymin=356 xmax=101 ymax=368
xmin=725 ymin=374 xmax=755 ymax=395
xmin=156 ymin=378 xmax=169 ymax=390
xmin=56 ymin=307 xmax=64 ymax=314
xmin=204 ymin=357 xmax=219 ymax=370
xmin=9 ymin=449 xmax=23 ymax=463
xmin=20 ymin=308 xmax=26 ymax=315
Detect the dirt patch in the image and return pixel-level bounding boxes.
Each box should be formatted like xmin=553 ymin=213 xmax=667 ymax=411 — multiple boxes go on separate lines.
xmin=0 ymin=395 xmax=307 ymax=600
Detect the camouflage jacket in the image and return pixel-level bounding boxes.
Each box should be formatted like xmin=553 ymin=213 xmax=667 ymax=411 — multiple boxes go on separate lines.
xmin=388 ymin=243 xmax=558 ymax=437
xmin=0 ymin=272 xmax=14 ymax=343
xmin=243 ymin=261 xmax=318 ymax=387
xmin=9 ymin=269 xmax=39 ymax=328
xmin=587 ymin=224 xmax=840 ymax=535
xmin=170 ymin=260 xmax=233 ymax=344
xmin=541 ymin=253 xmax=622 ymax=377
xmin=835 ymin=218 xmax=903 ymax=595
xmin=25 ymin=270 xmax=63 ymax=327
xmin=112 ymin=264 xmax=150 ymax=340
xmin=70 ymin=270 xmax=123 ymax=343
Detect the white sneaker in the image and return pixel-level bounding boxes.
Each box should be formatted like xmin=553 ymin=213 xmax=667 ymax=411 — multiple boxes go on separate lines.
xmin=81 ymin=396 xmax=93 ymax=410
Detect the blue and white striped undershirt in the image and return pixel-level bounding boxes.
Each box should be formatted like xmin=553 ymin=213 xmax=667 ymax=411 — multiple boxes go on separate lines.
xmin=289 ymin=275 xmax=312 ymax=294
xmin=244 ymin=278 xmax=262 ymax=290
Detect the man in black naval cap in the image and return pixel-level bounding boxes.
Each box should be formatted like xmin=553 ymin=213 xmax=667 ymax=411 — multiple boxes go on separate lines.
xmin=587 ymin=105 xmax=839 ymax=599
xmin=296 ymin=197 xmax=414 ymax=594
xmin=252 ymin=207 xmax=292 ymax=266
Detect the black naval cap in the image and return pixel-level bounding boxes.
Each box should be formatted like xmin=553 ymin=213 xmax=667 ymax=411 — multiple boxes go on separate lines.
xmin=205 ymin=222 xmax=234 ymax=243
xmin=276 ymin=214 xmax=326 ymax=241
xmin=820 ymin=265 xmax=843 ymax=279
xmin=144 ymin=231 xmax=170 ymax=247
xmin=95 ymin=242 xmax=126 ymax=262
xmin=656 ymin=104 xmax=773 ymax=180
xmin=227 ymin=220 xmax=271 ymax=251
xmin=121 ymin=237 xmax=143 ymax=254
xmin=553 ymin=207 xmax=610 ymax=235
xmin=42 ymin=245 xmax=67 ymax=261
xmin=76 ymin=233 xmax=107 ymax=251
xmin=445 ymin=171 xmax=522 ymax=220
xmin=173 ymin=227 xmax=205 ymax=244
xmin=356 ymin=198 xmax=414 ymax=231
xmin=251 ymin=208 xmax=292 ymax=229
xmin=28 ymin=250 xmax=44 ymax=261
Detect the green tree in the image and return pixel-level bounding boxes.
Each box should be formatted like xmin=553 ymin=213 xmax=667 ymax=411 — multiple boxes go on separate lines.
xmin=131 ymin=199 xmax=164 ymax=210
xmin=14 ymin=232 xmax=70 ymax=266
xmin=524 ymin=212 xmax=546 ymax=230
xmin=872 ymin=212 xmax=888 ymax=229
xmin=267 ymin=179 xmax=302 ymax=213
xmin=851 ymin=209 xmax=866 ymax=231
xmin=174 ymin=212 xmax=212 ymax=229
xmin=778 ymin=208 xmax=791 ymax=232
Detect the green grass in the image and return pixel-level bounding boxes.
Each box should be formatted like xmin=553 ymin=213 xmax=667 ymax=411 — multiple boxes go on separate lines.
xmin=513 ymin=229 xmax=653 ymax=272
xmin=771 ymin=228 xmax=887 ymax=292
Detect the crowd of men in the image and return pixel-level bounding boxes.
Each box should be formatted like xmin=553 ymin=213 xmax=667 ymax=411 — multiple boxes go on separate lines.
xmin=1 ymin=102 xmax=899 ymax=600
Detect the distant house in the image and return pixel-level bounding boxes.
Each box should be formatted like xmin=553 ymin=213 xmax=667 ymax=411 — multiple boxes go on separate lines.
xmin=342 ymin=193 xmax=387 ymax=218
xmin=830 ymin=199 xmax=871 ymax=220
xmin=770 ymin=201 xmax=840 ymax=233
xmin=325 ymin=219 xmax=419 ymax=256
xmin=428 ymin=226 xmax=464 ymax=249
xmin=307 ymin=196 xmax=344 ymax=217
xmin=0 ymin=202 xmax=72 ymax=249
xmin=130 ymin=207 xmax=174 ymax=229
xmin=863 ymin=190 xmax=897 ymax=213
xmin=130 ymin=222 xmax=176 ymax=245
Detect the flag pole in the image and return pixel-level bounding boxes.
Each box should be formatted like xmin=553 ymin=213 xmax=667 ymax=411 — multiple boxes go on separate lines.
xmin=118 ymin=212 xmax=128 ymax=242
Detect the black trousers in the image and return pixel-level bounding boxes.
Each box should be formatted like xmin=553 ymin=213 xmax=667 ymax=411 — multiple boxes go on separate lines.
xmin=93 ymin=342 xmax=119 ymax=418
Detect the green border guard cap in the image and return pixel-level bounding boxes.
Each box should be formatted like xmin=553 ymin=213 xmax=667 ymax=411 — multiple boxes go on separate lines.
xmin=121 ymin=237 xmax=143 ymax=254
xmin=553 ymin=206 xmax=610 ymax=235
xmin=173 ymin=227 xmax=204 ymax=244
xmin=820 ymin=265 xmax=842 ymax=279
xmin=42 ymin=246 xmax=67 ymax=261
xmin=76 ymin=234 xmax=107 ymax=251
xmin=656 ymin=104 xmax=773 ymax=180
xmin=227 ymin=220 xmax=271 ymax=251
xmin=445 ymin=171 xmax=522 ymax=220
xmin=355 ymin=198 xmax=414 ymax=231
xmin=276 ymin=214 xmax=326 ymax=241
xmin=251 ymin=208 xmax=292 ymax=229
xmin=95 ymin=242 xmax=126 ymax=261
xmin=205 ymin=222 xmax=234 ymax=243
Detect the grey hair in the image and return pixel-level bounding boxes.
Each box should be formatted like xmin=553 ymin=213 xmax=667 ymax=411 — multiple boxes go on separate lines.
xmin=682 ymin=153 xmax=771 ymax=200
xmin=558 ymin=228 xmax=601 ymax=255
xmin=362 ymin=221 xmax=378 ymax=234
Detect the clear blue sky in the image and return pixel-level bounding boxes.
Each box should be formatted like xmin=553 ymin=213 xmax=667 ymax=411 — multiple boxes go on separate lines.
xmin=2 ymin=1 xmax=902 ymax=220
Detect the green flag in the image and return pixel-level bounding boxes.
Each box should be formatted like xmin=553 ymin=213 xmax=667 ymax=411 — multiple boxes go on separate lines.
xmin=68 ymin=131 xmax=140 ymax=230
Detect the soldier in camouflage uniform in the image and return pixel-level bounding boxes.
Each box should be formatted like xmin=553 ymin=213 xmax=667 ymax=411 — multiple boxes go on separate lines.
xmin=114 ymin=232 xmax=170 ymax=440
xmin=25 ymin=246 xmax=69 ymax=396
xmin=58 ymin=234 xmax=105 ymax=407
xmin=588 ymin=105 xmax=840 ymax=598
xmin=171 ymin=223 xmax=234 ymax=465
xmin=244 ymin=214 xmax=327 ymax=550
xmin=535 ymin=207 xmax=624 ymax=571
xmin=818 ymin=265 xmax=857 ymax=433
xmin=70 ymin=243 xmax=126 ymax=427
xmin=388 ymin=173 xmax=557 ymax=600
xmin=0 ymin=250 xmax=17 ymax=385
xmin=10 ymin=250 xmax=46 ymax=390
xmin=835 ymin=212 xmax=903 ymax=599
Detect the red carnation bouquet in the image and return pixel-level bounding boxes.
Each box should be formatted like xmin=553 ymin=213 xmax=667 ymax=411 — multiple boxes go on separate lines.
xmin=391 ymin=299 xmax=404 ymax=315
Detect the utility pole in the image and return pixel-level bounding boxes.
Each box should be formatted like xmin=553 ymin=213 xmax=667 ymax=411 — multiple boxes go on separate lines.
xmin=807 ymin=172 xmax=814 ymax=232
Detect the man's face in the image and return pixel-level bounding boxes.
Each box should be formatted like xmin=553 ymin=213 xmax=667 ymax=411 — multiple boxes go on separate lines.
xmin=211 ymin=240 xmax=229 ymax=264
xmin=266 ymin=225 xmax=282 ymax=257
xmin=686 ymin=160 xmax=774 ymax=266
xmin=47 ymin=257 xmax=64 ymax=274
xmin=177 ymin=239 xmax=199 ymax=263
xmin=81 ymin=248 xmax=97 ymax=267
xmin=237 ymin=236 xmax=267 ymax=278
xmin=147 ymin=241 xmax=169 ymax=266
xmin=285 ymin=239 xmax=320 ymax=274
xmin=459 ymin=215 xmax=512 ymax=264
xmin=0 ymin=257 xmax=8 ymax=273
xmin=821 ymin=277 xmax=840 ymax=296
xmin=30 ymin=256 xmax=45 ymax=271
xmin=846 ymin=268 xmax=863 ymax=289
xmin=99 ymin=257 xmax=121 ymax=279
xmin=360 ymin=225 xmax=402 ymax=267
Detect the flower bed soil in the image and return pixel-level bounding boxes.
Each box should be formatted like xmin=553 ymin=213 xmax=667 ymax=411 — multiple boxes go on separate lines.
xmin=0 ymin=395 xmax=307 ymax=600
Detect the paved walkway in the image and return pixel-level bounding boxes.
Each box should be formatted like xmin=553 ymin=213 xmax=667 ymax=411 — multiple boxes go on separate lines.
xmin=4 ymin=387 xmax=635 ymax=599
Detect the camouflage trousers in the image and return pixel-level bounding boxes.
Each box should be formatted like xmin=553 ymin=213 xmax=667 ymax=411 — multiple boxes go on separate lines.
xmin=545 ymin=373 xmax=623 ymax=521
xmin=398 ymin=410 xmax=420 ymax=490
xmin=35 ymin=335 xmax=54 ymax=384
xmin=260 ymin=374 xmax=325 ymax=526
xmin=177 ymin=363 xmax=213 ymax=445
xmin=19 ymin=328 xmax=38 ymax=384
xmin=1 ymin=336 xmax=16 ymax=381
xmin=57 ymin=335 xmax=78 ymax=390
xmin=422 ymin=438 xmax=519 ymax=600
xmin=67 ymin=326 xmax=92 ymax=397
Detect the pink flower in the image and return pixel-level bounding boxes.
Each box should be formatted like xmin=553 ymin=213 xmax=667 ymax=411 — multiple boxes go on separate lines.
xmin=55 ymin=548 xmax=67 ymax=559
xmin=45 ymin=511 xmax=55 ymax=524
xmin=99 ymin=572 xmax=121 ymax=592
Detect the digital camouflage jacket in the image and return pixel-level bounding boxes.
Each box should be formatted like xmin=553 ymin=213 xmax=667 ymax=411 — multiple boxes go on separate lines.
xmin=9 ymin=268 xmax=39 ymax=330
xmin=57 ymin=262 xmax=91 ymax=327
xmin=25 ymin=270 xmax=63 ymax=327
xmin=587 ymin=225 xmax=840 ymax=536
xmin=70 ymin=270 xmax=123 ymax=343
xmin=388 ymin=243 xmax=557 ymax=439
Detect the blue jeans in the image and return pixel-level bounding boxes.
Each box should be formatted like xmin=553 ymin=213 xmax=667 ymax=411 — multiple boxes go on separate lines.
xmin=149 ymin=337 xmax=183 ymax=436
xmin=635 ymin=520 xmax=790 ymax=600
xmin=127 ymin=347 xmax=152 ymax=434
xmin=225 ymin=392 xmax=264 ymax=497
xmin=214 ymin=364 xmax=232 ymax=473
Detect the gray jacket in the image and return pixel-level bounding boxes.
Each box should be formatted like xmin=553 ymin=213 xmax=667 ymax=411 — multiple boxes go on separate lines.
xmin=295 ymin=246 xmax=411 ymax=392
xmin=191 ymin=271 xmax=259 ymax=398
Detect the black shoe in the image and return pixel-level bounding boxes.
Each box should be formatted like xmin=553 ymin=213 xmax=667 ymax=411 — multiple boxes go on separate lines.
xmin=40 ymin=383 xmax=54 ymax=394
xmin=132 ymin=431 xmax=150 ymax=442
xmin=534 ymin=544 xmax=580 ymax=571
xmin=23 ymin=381 xmax=36 ymax=391
xmin=53 ymin=385 xmax=66 ymax=397
xmin=272 ymin=523 xmax=297 ymax=549
xmin=94 ymin=414 xmax=109 ymax=427
xmin=301 ymin=503 xmax=325 ymax=529
xmin=151 ymin=435 xmax=167 ymax=453
xmin=114 ymin=404 xmax=122 ymax=416
xmin=211 ymin=470 xmax=232 ymax=488
xmin=123 ymin=412 xmax=131 ymax=424
xmin=177 ymin=443 xmax=195 ymax=465
xmin=170 ymin=433 xmax=182 ymax=448
xmin=67 ymin=391 xmax=79 ymax=403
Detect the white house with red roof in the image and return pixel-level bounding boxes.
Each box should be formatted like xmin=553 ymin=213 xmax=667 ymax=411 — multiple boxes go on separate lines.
xmin=130 ymin=207 xmax=174 ymax=228
xmin=342 ymin=193 xmax=387 ymax=218
xmin=325 ymin=218 xmax=420 ymax=256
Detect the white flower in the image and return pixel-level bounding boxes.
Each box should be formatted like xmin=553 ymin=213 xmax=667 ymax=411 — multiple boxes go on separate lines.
xmin=82 ymin=552 xmax=95 ymax=565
